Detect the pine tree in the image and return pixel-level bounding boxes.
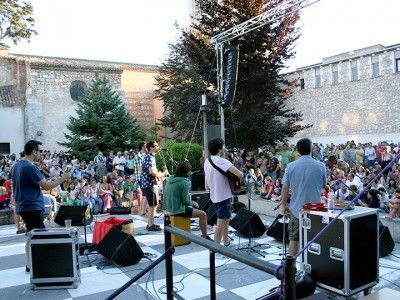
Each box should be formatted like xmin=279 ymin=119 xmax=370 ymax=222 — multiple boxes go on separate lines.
xmin=61 ymin=76 xmax=141 ymax=157
xmin=155 ymin=0 xmax=310 ymax=148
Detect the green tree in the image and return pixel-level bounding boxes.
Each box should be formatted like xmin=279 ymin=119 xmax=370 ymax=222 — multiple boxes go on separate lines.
xmin=0 ymin=0 xmax=37 ymax=48
xmin=156 ymin=0 xmax=310 ymax=148
xmin=60 ymin=76 xmax=141 ymax=158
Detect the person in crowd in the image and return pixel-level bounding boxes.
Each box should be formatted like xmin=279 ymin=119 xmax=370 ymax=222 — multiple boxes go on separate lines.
xmin=133 ymin=141 xmax=148 ymax=216
xmin=72 ymin=164 xmax=83 ymax=181
xmin=163 ymin=161 xmax=211 ymax=240
xmin=95 ymin=160 xmax=108 ymax=179
xmin=281 ymin=138 xmax=326 ymax=256
xmin=99 ymin=175 xmax=114 ymax=213
xmin=0 ymin=186 xmax=10 ymax=209
xmin=106 ymin=151 xmax=114 ymax=173
xmin=254 ymin=167 xmax=264 ymax=193
xmin=335 ymin=184 xmax=349 ymax=201
xmin=141 ymin=141 xmax=168 ymax=231
xmin=66 ymin=181 xmax=81 ymax=206
xmin=11 ymin=140 xmax=70 ymax=272
xmin=80 ymin=179 xmax=96 ymax=215
xmin=84 ymin=162 xmax=96 ymax=179
xmin=113 ymin=151 xmax=126 ymax=177
xmin=257 ymin=153 xmax=267 ymax=176
xmin=125 ymin=153 xmax=135 ymax=176
xmin=204 ymin=138 xmax=243 ymax=247
xmin=49 ymin=162 xmax=62 ymax=177
xmin=263 ymin=176 xmax=275 ymax=200
xmin=93 ymin=151 xmax=105 ymax=170
xmin=123 ymin=175 xmax=135 ymax=207
xmin=88 ymin=179 xmax=103 ymax=214
xmin=279 ymin=143 xmax=292 ymax=172
xmin=266 ymin=151 xmax=280 ymax=181
xmin=387 ymin=179 xmax=397 ymax=198
xmin=386 ymin=188 xmax=400 ymax=219
xmin=110 ymin=171 xmax=124 ymax=206
xmin=344 ymin=185 xmax=358 ymax=202
xmin=359 ymin=189 xmax=380 ymax=208
xmin=273 ymin=178 xmax=282 ymax=197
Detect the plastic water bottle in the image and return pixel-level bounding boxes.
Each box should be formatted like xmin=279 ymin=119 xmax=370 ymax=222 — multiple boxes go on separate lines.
xmin=328 ymin=194 xmax=335 ymax=211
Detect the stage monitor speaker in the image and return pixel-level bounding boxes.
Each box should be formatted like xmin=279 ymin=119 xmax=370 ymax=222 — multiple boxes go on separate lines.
xmin=379 ymin=223 xmax=395 ymax=257
xmin=109 ymin=207 xmax=131 ymax=215
xmin=266 ymin=214 xmax=289 ymax=243
xmin=54 ymin=205 xmax=92 ymax=226
xmin=191 ymin=192 xmax=210 ymax=212
xmin=96 ymin=227 xmax=144 ymax=266
xmin=191 ymin=170 xmax=205 ymax=191
xmin=230 ymin=208 xmax=266 ymax=238
xmin=206 ymin=204 xmax=217 ymax=226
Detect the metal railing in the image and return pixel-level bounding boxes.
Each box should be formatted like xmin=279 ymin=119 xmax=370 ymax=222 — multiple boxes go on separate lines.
xmin=107 ymin=216 xmax=296 ymax=300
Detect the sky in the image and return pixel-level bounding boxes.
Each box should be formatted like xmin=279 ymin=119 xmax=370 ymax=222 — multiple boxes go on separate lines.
xmin=8 ymin=0 xmax=400 ymax=71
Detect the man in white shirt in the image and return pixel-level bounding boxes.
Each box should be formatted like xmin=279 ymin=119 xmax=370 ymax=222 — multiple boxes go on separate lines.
xmin=204 ymin=138 xmax=243 ymax=247
xmin=364 ymin=143 xmax=376 ymax=169
xmin=113 ymin=151 xmax=126 ymax=177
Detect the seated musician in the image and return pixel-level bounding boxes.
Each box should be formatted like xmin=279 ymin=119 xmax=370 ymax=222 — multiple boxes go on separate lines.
xmin=163 ymin=161 xmax=211 ymax=240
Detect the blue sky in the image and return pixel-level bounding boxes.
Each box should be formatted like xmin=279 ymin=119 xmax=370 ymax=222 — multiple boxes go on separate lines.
xmin=9 ymin=0 xmax=400 ymax=70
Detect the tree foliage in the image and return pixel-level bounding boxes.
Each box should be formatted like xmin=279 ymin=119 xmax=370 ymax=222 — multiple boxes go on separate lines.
xmin=60 ymin=76 xmax=141 ymax=157
xmin=0 ymin=0 xmax=37 ymax=48
xmin=155 ymin=0 xmax=310 ymax=148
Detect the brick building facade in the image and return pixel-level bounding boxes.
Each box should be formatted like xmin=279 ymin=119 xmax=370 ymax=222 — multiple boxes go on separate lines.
xmin=0 ymin=50 xmax=162 ymax=154
xmin=285 ymin=43 xmax=400 ymax=145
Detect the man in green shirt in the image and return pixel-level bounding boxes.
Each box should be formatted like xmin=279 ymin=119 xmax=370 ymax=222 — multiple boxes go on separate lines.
xmin=279 ymin=143 xmax=292 ymax=172
xmin=163 ymin=161 xmax=210 ymax=240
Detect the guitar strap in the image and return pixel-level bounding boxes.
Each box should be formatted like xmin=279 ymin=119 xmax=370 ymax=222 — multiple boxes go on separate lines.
xmin=208 ymin=157 xmax=228 ymax=178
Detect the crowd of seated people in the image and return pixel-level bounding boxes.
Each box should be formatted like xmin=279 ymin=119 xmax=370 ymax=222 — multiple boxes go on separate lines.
xmin=227 ymin=140 xmax=400 ymax=218
xmin=0 ymin=149 xmax=148 ymax=233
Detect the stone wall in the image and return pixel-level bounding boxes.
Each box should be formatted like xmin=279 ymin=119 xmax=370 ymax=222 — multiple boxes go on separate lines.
xmin=26 ymin=67 xmax=122 ymax=151
xmin=0 ymin=106 xmax=25 ymax=154
xmin=286 ymin=47 xmax=400 ymax=144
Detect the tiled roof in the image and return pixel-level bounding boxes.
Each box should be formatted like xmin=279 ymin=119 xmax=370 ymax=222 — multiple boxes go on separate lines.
xmin=0 ymin=85 xmax=20 ymax=106
xmin=1 ymin=53 xmax=159 ymax=72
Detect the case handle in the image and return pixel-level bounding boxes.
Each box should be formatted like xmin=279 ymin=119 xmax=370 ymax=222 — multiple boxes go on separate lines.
xmin=308 ymin=243 xmax=321 ymax=255
xmin=330 ymin=247 xmax=344 ymax=261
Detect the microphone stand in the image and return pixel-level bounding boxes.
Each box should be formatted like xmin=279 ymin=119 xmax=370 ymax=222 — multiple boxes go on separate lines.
xmin=236 ymin=173 xmax=265 ymax=257
xmin=81 ymin=205 xmax=92 ymax=266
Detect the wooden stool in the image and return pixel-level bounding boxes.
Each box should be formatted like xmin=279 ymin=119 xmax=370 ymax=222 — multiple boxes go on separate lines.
xmin=169 ymin=215 xmax=191 ymax=246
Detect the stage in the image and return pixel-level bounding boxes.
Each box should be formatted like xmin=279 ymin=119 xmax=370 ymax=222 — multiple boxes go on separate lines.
xmin=0 ymin=212 xmax=400 ymax=299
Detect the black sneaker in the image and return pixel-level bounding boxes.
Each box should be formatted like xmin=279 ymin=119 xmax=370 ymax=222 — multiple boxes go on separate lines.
xmin=147 ymin=224 xmax=162 ymax=232
xmin=202 ymin=235 xmax=212 ymax=241
xmin=25 ymin=266 xmax=30 ymax=273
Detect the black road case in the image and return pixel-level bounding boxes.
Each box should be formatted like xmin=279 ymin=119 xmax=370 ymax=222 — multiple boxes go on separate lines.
xmin=299 ymin=206 xmax=379 ymax=296
xmin=28 ymin=227 xmax=80 ymax=289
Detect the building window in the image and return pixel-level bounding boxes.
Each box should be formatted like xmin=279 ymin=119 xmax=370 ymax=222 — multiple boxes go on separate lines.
xmin=0 ymin=143 xmax=10 ymax=154
xmin=332 ymin=71 xmax=338 ymax=85
xmin=298 ymin=78 xmax=305 ymax=90
xmin=70 ymin=80 xmax=88 ymax=101
xmin=351 ymin=67 xmax=358 ymax=81
xmin=315 ymin=74 xmax=321 ymax=88
xmin=396 ymin=58 xmax=400 ymax=73
xmin=372 ymin=62 xmax=380 ymax=78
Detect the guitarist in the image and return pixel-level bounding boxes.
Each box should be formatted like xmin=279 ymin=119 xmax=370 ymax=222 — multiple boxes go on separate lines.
xmin=204 ymin=138 xmax=243 ymax=247
xmin=141 ymin=141 xmax=168 ymax=232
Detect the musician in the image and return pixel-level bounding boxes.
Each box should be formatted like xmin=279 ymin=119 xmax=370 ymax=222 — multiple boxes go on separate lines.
xmin=281 ymin=138 xmax=326 ymax=256
xmin=163 ymin=161 xmax=211 ymax=240
xmin=140 ymin=141 xmax=168 ymax=232
xmin=204 ymin=138 xmax=243 ymax=247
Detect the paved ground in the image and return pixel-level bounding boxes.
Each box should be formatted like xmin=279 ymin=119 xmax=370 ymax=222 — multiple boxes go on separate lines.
xmin=0 ymin=212 xmax=399 ymax=300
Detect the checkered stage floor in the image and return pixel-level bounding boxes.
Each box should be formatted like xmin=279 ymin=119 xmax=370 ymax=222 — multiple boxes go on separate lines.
xmin=1 ymin=213 xmax=400 ymax=300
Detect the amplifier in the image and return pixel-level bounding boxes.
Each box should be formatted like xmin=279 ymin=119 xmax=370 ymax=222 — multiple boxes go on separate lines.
xmin=300 ymin=206 xmax=378 ymax=296
xmin=28 ymin=228 xmax=80 ymax=290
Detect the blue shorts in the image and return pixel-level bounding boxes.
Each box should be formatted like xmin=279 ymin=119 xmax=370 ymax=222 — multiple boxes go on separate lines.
xmin=214 ymin=198 xmax=231 ymax=219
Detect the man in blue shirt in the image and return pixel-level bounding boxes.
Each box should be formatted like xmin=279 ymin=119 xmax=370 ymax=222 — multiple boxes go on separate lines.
xmin=140 ymin=141 xmax=167 ymax=231
xmin=12 ymin=140 xmax=70 ymax=272
xmin=281 ymin=138 xmax=326 ymax=256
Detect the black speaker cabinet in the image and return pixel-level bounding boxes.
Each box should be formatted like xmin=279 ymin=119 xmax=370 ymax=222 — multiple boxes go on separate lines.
xmin=206 ymin=204 xmax=217 ymax=226
xmin=54 ymin=205 xmax=92 ymax=226
xmin=97 ymin=227 xmax=144 ymax=266
xmin=191 ymin=192 xmax=210 ymax=212
xmin=28 ymin=228 xmax=80 ymax=289
xmin=110 ymin=206 xmax=131 ymax=215
xmin=379 ymin=223 xmax=395 ymax=257
xmin=300 ymin=207 xmax=378 ymax=296
xmin=191 ymin=170 xmax=205 ymax=191
xmin=230 ymin=208 xmax=266 ymax=238
xmin=266 ymin=214 xmax=289 ymax=242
